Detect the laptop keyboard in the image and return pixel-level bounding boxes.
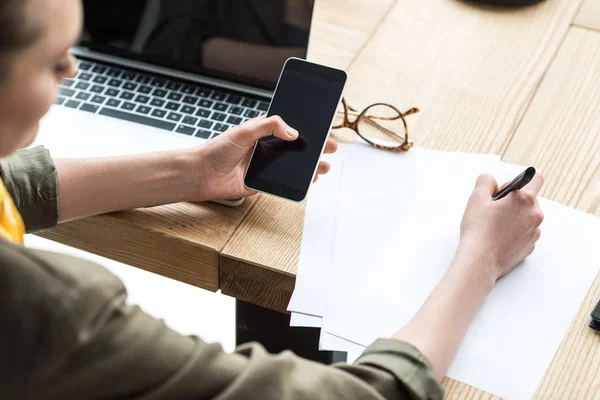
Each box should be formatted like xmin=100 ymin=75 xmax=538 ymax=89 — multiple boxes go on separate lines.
xmin=56 ymin=59 xmax=270 ymax=140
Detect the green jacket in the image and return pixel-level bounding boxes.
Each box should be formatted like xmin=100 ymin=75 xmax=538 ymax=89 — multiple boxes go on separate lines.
xmin=0 ymin=146 xmax=443 ymax=400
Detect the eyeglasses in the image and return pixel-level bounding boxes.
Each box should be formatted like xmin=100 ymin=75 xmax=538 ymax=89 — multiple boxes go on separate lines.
xmin=332 ymin=98 xmax=420 ymax=152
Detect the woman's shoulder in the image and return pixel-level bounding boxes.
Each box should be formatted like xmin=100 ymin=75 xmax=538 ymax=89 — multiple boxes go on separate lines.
xmin=0 ymin=239 xmax=126 ymax=311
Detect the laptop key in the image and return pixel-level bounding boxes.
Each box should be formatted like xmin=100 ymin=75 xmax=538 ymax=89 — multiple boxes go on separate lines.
xmin=61 ymin=79 xmax=75 ymax=87
xmin=151 ymin=78 xmax=166 ymax=87
xmin=151 ymin=109 xmax=167 ymax=118
xmin=181 ymin=105 xmax=196 ymax=115
xmin=65 ymin=100 xmax=81 ymax=109
xmin=257 ymin=102 xmax=269 ymax=111
xmin=197 ymin=119 xmax=213 ymax=129
xmin=213 ymin=103 xmax=228 ymax=112
xmin=167 ymin=92 xmax=183 ymax=101
xmin=136 ymin=105 xmax=151 ymax=115
xmin=183 ymin=116 xmax=198 ymax=125
xmin=210 ymin=92 xmax=227 ymax=101
xmin=211 ymin=133 xmax=221 ymax=139
xmin=92 ymin=65 xmax=107 ymax=74
xmin=80 ymin=103 xmax=100 ymax=113
xmin=242 ymin=98 xmax=257 ymax=108
xmin=166 ymin=81 xmax=182 ymax=91
xmin=99 ymin=108 xmax=177 ymax=131
xmin=90 ymin=85 xmax=105 ymax=94
xmin=181 ymin=85 xmax=196 ymax=94
xmin=121 ymin=102 xmax=136 ymax=111
xmin=106 ymin=99 xmax=121 ymax=108
xmin=134 ymin=95 xmax=150 ymax=104
xmin=138 ymin=85 xmax=152 ymax=94
xmin=59 ymin=87 xmax=75 ymax=97
xmin=150 ymin=98 xmax=165 ymax=107
xmin=230 ymin=106 xmax=243 ymax=115
xmin=136 ymin=75 xmax=151 ymax=84
xmin=122 ymin=71 xmax=137 ymax=80
xmin=91 ymin=95 xmax=106 ymax=104
xmin=78 ymin=61 xmax=92 ymax=71
xmin=227 ymin=116 xmax=243 ymax=126
xmin=196 ymin=108 xmax=211 ymax=118
xmin=197 ymin=87 xmax=212 ymax=97
xmin=108 ymin=79 xmax=123 ymax=88
xmin=78 ymin=72 xmax=92 ymax=81
xmin=76 ymin=92 xmax=91 ymax=101
xmin=195 ymin=129 xmax=212 ymax=139
xmin=166 ymin=102 xmax=180 ymax=111
xmin=153 ymin=89 xmax=167 ymax=98
xmin=55 ymin=96 xmax=66 ymax=105
xmin=105 ymin=88 xmax=119 ymax=97
xmin=107 ymin=68 xmax=121 ymax=77
xmin=93 ymin=76 xmax=107 ymax=84
xmin=244 ymin=109 xmax=260 ymax=118
xmin=176 ymin=125 xmax=196 ymax=136
xmin=123 ymin=82 xmax=137 ymax=91
xmin=120 ymin=91 xmax=134 ymax=100
xmin=199 ymin=99 xmax=213 ymax=108
xmin=75 ymin=82 xmax=90 ymax=90
xmin=214 ymin=123 xmax=229 ymax=132
xmin=183 ymin=96 xmax=198 ymax=105
xmin=211 ymin=112 xmax=227 ymax=122
xmin=167 ymin=112 xmax=182 ymax=122
xmin=226 ymin=95 xmax=242 ymax=105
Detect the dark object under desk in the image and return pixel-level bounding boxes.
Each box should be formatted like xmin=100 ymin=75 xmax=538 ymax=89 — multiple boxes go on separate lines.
xmin=236 ymin=300 xmax=347 ymax=364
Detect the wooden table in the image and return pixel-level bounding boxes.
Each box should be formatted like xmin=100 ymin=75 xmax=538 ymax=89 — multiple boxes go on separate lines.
xmin=41 ymin=0 xmax=600 ymax=397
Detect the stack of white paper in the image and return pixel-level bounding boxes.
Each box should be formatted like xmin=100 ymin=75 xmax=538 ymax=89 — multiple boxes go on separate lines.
xmin=289 ymin=143 xmax=600 ymax=399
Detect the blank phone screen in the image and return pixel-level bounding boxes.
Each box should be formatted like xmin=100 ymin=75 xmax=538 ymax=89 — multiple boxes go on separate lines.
xmin=244 ymin=60 xmax=346 ymax=201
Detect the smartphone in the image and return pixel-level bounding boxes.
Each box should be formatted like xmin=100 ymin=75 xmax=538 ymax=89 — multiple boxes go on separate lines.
xmin=244 ymin=58 xmax=347 ymax=202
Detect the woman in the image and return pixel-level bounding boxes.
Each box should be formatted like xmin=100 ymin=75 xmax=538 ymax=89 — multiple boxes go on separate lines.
xmin=0 ymin=0 xmax=544 ymax=399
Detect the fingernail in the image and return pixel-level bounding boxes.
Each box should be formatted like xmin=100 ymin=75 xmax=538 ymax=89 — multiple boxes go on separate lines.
xmin=286 ymin=127 xmax=299 ymax=139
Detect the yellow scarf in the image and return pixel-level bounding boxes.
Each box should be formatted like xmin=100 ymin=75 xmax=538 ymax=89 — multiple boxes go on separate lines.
xmin=0 ymin=179 xmax=24 ymax=244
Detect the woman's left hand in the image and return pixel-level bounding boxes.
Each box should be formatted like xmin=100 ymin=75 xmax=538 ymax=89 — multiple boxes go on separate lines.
xmin=191 ymin=116 xmax=338 ymax=202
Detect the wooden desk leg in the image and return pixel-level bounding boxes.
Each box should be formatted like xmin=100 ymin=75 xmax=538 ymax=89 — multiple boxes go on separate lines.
xmin=236 ymin=300 xmax=347 ymax=364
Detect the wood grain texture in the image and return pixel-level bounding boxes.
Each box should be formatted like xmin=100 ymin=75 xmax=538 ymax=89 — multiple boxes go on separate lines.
xmin=307 ymin=0 xmax=396 ymax=70
xmin=221 ymin=195 xmax=305 ymax=311
xmin=339 ymin=0 xmax=582 ymax=153
xmin=574 ymin=0 xmax=600 ymax=31
xmin=41 ymin=198 xmax=256 ymax=292
xmin=442 ymin=379 xmax=500 ymax=400
xmin=502 ymin=26 xmax=600 ymax=398
xmin=221 ymin=258 xmax=296 ymax=313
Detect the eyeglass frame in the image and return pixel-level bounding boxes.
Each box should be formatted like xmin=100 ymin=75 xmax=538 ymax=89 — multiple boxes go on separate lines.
xmin=332 ymin=98 xmax=420 ymax=152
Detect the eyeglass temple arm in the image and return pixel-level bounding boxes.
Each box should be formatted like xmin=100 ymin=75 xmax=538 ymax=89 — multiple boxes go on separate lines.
xmin=336 ymin=107 xmax=421 ymax=119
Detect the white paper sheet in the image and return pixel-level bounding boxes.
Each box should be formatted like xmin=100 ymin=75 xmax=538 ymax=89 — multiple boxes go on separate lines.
xmin=287 ymin=150 xmax=344 ymax=318
xmin=290 ymin=313 xmax=322 ymax=328
xmin=319 ymin=329 xmax=366 ymax=353
xmin=324 ymin=160 xmax=600 ymax=400
xmin=320 ymin=150 xmax=499 ymax=344
xmin=288 ymin=143 xmax=424 ymax=319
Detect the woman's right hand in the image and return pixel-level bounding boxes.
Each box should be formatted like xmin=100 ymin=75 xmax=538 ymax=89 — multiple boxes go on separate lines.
xmin=459 ymin=173 xmax=545 ymax=282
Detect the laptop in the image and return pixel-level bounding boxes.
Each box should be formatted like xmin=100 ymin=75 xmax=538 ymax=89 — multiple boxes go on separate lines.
xmin=35 ymin=0 xmax=315 ymax=165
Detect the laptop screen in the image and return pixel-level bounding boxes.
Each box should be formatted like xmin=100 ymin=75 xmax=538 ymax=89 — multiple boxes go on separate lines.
xmin=80 ymin=0 xmax=315 ymax=90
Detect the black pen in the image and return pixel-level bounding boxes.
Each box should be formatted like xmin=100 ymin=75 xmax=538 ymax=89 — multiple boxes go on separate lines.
xmin=493 ymin=167 xmax=536 ymax=201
